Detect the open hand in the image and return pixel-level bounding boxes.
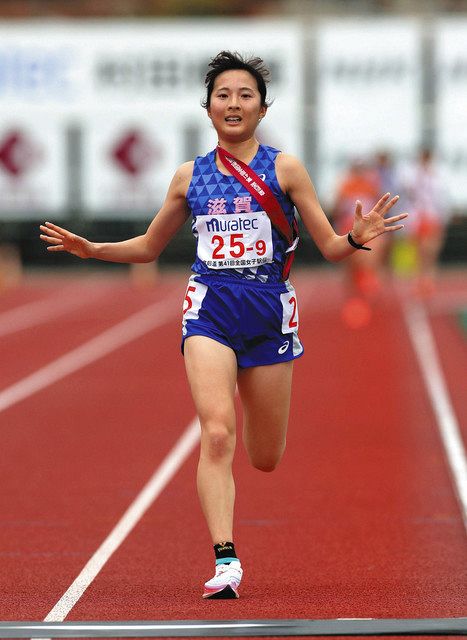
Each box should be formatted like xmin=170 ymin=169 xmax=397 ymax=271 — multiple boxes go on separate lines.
xmin=39 ymin=222 xmax=93 ymax=259
xmin=351 ymin=193 xmax=408 ymax=246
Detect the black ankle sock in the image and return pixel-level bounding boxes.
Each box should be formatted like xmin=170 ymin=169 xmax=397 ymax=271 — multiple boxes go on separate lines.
xmin=214 ymin=541 xmax=238 ymax=565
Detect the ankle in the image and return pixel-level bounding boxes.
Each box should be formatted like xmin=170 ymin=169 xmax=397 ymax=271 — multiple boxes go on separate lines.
xmin=214 ymin=541 xmax=238 ymax=565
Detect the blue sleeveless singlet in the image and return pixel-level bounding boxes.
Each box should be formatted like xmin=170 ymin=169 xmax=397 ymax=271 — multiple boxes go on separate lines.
xmin=186 ymin=144 xmax=296 ymax=284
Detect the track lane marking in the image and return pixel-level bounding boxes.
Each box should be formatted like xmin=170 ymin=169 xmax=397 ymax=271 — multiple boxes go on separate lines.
xmin=402 ymin=298 xmax=467 ymax=533
xmin=0 ymin=284 xmax=115 ymax=339
xmin=0 ymin=295 xmax=180 ymax=414
xmin=42 ymin=417 xmax=200 ymax=622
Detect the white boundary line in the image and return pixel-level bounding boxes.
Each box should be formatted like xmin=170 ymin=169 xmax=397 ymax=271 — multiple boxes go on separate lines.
xmin=0 ymin=285 xmax=111 ymax=339
xmin=43 ymin=416 xmax=200 ymax=622
xmin=0 ymin=296 xmax=179 ymax=414
xmin=402 ymin=298 xmax=467 ymax=533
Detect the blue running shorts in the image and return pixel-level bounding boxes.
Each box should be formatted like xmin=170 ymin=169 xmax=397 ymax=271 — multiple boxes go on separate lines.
xmin=181 ymin=274 xmax=304 ymax=368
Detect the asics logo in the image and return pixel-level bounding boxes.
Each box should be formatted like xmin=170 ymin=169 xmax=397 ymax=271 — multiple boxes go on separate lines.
xmin=278 ymin=341 xmax=289 ymax=354
xmin=259 ymin=173 xmax=266 ymax=181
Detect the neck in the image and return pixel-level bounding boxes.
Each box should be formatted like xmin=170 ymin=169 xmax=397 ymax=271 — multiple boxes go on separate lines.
xmin=217 ymin=137 xmax=259 ymax=162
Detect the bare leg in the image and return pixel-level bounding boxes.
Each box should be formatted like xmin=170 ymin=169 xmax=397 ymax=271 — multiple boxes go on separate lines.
xmin=184 ymin=336 xmax=238 ymax=543
xmin=237 ymin=361 xmax=293 ymax=472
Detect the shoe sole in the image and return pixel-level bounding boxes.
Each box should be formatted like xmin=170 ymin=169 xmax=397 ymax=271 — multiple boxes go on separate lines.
xmin=202 ymin=585 xmax=239 ymax=599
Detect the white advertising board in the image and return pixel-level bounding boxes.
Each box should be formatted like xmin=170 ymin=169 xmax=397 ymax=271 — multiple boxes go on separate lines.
xmin=435 ymin=19 xmax=467 ymax=210
xmin=0 ymin=20 xmax=303 ymax=217
xmin=82 ymin=112 xmax=182 ymax=216
xmin=315 ymin=19 xmax=422 ymax=207
xmin=0 ymin=116 xmax=66 ymax=217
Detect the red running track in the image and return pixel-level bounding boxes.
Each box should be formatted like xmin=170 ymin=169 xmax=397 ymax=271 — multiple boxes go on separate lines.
xmin=0 ymin=268 xmax=465 ymax=628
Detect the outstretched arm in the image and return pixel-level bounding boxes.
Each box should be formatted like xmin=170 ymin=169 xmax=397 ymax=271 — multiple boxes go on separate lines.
xmin=276 ymin=154 xmax=408 ymax=263
xmin=40 ymin=162 xmax=193 ymax=263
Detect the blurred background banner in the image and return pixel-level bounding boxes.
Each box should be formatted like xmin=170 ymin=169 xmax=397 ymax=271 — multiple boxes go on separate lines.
xmin=435 ymin=18 xmax=467 ymax=210
xmin=314 ymin=18 xmax=422 ymax=209
xmin=0 ymin=119 xmax=67 ymax=216
xmin=82 ymin=112 xmax=183 ymax=217
xmin=0 ymin=19 xmax=303 ymax=219
xmin=0 ymin=7 xmax=465 ymax=267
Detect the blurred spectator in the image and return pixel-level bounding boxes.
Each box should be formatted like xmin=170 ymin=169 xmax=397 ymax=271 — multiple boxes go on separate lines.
xmin=0 ymin=242 xmax=22 ymax=291
xmin=371 ymin=149 xmax=408 ymax=274
xmin=332 ymin=157 xmax=385 ymax=302
xmin=129 ymin=261 xmax=159 ymax=289
xmin=402 ymin=147 xmax=451 ymax=297
xmin=373 ymin=150 xmax=400 ymax=198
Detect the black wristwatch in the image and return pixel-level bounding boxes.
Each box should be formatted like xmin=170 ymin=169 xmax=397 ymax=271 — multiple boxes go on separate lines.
xmin=347 ymin=232 xmax=371 ymax=251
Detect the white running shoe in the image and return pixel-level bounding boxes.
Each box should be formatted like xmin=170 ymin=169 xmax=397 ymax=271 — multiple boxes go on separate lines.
xmin=202 ymin=560 xmax=243 ymax=599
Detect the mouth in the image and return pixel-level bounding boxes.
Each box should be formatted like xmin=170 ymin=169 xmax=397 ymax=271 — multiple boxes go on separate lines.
xmin=225 ymin=116 xmax=242 ymax=123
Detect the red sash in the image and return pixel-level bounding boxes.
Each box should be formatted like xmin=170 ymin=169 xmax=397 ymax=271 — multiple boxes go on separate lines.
xmin=217 ymin=145 xmax=299 ymax=280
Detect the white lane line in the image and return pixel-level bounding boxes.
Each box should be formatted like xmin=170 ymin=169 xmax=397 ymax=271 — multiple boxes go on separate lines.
xmin=402 ymin=298 xmax=467 ymax=533
xmin=43 ymin=416 xmax=200 ymax=622
xmin=0 ymin=284 xmax=111 ymax=339
xmin=0 ymin=296 xmax=180 ymax=414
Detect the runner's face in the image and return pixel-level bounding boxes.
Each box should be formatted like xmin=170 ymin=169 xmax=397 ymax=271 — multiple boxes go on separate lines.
xmin=207 ymin=70 xmax=267 ymax=141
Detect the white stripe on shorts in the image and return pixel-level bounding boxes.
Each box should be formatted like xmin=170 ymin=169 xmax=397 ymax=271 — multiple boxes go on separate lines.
xmin=182 ymin=276 xmax=208 ymax=336
xmin=281 ymin=282 xmax=303 ymax=357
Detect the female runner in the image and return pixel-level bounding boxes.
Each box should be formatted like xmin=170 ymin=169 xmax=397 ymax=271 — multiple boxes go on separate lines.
xmin=40 ymin=51 xmax=407 ymax=599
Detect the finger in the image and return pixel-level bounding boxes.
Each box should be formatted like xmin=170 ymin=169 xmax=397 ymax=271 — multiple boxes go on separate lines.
xmin=381 ymin=195 xmax=400 ymax=216
xmin=373 ymin=192 xmax=391 ymax=213
xmin=40 ymin=234 xmax=62 ymax=245
xmin=44 ymin=221 xmax=71 ymax=237
xmin=355 ymin=200 xmax=363 ymax=219
xmin=384 ymin=212 xmax=409 ymax=224
xmin=40 ymin=225 xmax=63 ymax=240
xmin=384 ymin=224 xmax=405 ymax=233
xmin=46 ymin=244 xmax=64 ymax=251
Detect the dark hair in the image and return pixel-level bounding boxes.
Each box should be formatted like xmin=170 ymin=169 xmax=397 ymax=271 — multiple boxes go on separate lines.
xmin=202 ymin=51 xmax=271 ymax=109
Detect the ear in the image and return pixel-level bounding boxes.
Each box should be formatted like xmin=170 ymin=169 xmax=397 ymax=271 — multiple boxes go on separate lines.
xmin=259 ymin=105 xmax=267 ymax=120
xmin=207 ymin=108 xmax=212 ymax=120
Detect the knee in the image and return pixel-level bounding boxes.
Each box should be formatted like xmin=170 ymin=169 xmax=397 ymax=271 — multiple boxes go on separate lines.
xmin=201 ymin=423 xmax=235 ymax=461
xmin=253 ymin=460 xmax=278 ymax=473
xmin=250 ymin=449 xmax=284 ymax=473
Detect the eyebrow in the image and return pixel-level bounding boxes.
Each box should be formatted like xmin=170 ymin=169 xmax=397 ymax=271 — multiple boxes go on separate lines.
xmin=216 ymin=86 xmax=256 ymax=92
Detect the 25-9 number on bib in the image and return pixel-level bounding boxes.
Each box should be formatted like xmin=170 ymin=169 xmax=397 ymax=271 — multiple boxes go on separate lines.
xmin=212 ymin=233 xmax=267 ymax=259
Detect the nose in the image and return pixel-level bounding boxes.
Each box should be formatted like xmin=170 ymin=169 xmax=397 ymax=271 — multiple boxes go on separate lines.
xmin=227 ymin=94 xmax=240 ymax=109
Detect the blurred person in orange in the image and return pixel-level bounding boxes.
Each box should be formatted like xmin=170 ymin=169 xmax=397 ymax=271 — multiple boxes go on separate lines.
xmin=332 ymin=158 xmax=388 ymax=326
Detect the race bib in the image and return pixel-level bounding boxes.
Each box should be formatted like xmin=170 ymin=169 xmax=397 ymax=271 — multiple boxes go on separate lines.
xmin=195 ymin=211 xmax=273 ymax=269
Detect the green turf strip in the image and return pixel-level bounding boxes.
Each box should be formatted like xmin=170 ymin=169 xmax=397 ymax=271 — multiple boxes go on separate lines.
xmin=458 ymin=308 xmax=467 ymax=336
